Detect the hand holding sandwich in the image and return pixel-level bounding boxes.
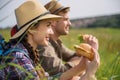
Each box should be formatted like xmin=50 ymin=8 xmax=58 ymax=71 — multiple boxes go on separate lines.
xmin=80 ymin=48 xmax=100 ymax=80
xmin=74 ymin=34 xmax=99 ymax=61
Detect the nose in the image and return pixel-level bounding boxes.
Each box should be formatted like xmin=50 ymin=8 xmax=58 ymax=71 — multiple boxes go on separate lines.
xmin=68 ymin=20 xmax=71 ymax=26
xmin=48 ymin=27 xmax=54 ymax=35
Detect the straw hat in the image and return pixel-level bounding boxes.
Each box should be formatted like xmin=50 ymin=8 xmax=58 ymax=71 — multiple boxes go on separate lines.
xmin=45 ymin=0 xmax=70 ymax=14
xmin=11 ymin=0 xmax=62 ymax=39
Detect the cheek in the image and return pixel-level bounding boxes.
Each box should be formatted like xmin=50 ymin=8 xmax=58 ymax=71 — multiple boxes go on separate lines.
xmin=56 ymin=22 xmax=64 ymax=29
xmin=59 ymin=21 xmax=66 ymax=29
xmin=32 ymin=33 xmax=42 ymax=43
xmin=32 ymin=30 xmax=45 ymax=45
xmin=58 ymin=24 xmax=65 ymax=31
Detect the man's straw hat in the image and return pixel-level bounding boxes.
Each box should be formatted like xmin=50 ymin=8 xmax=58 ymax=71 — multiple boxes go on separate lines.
xmin=11 ymin=0 xmax=62 ymax=39
xmin=45 ymin=0 xmax=70 ymax=14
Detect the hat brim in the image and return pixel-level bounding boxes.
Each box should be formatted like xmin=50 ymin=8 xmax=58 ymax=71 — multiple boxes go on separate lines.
xmin=53 ymin=7 xmax=70 ymax=14
xmin=11 ymin=14 xmax=62 ymax=39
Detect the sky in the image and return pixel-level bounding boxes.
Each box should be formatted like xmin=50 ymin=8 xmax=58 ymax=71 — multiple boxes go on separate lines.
xmin=0 ymin=0 xmax=120 ymax=28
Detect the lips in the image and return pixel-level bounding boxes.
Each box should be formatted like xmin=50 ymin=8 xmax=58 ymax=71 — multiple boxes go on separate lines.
xmin=45 ymin=36 xmax=49 ymax=41
xmin=65 ymin=26 xmax=69 ymax=31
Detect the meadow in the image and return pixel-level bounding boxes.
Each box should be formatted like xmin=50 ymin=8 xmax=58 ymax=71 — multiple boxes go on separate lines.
xmin=0 ymin=28 xmax=120 ymax=80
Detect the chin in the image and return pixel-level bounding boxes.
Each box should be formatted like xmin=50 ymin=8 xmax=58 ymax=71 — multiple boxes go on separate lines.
xmin=61 ymin=33 xmax=68 ymax=36
xmin=43 ymin=41 xmax=49 ymax=46
xmin=39 ymin=42 xmax=47 ymax=47
xmin=65 ymin=31 xmax=69 ymax=35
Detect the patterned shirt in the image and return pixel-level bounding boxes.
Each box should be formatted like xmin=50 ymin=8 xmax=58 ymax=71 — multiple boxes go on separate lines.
xmin=0 ymin=43 xmax=39 ymax=80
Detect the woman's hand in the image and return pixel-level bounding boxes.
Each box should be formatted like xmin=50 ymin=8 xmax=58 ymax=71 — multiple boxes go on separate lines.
xmin=80 ymin=48 xmax=100 ymax=80
xmin=70 ymin=76 xmax=81 ymax=80
xmin=86 ymin=48 xmax=100 ymax=74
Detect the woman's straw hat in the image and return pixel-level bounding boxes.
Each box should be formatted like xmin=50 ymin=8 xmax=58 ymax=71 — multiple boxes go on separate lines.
xmin=45 ymin=0 xmax=70 ymax=14
xmin=11 ymin=0 xmax=62 ymax=39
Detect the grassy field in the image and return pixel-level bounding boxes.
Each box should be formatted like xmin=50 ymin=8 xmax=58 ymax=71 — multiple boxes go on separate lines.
xmin=0 ymin=28 xmax=120 ymax=80
xmin=0 ymin=29 xmax=11 ymax=41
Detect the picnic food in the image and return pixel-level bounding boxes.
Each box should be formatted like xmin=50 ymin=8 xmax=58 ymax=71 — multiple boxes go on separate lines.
xmin=74 ymin=43 xmax=94 ymax=61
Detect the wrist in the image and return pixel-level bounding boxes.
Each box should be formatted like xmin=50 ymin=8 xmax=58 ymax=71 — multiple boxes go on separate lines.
xmin=84 ymin=73 xmax=97 ymax=80
xmin=80 ymin=74 xmax=97 ymax=80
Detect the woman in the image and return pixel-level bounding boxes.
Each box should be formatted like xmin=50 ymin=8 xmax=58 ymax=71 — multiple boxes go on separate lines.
xmin=0 ymin=0 xmax=62 ymax=80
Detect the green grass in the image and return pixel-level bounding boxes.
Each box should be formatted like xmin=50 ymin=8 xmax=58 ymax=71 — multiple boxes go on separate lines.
xmin=0 ymin=29 xmax=11 ymax=41
xmin=0 ymin=28 xmax=120 ymax=80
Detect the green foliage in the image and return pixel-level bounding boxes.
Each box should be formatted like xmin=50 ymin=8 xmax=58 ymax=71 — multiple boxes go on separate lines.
xmin=8 ymin=63 xmax=34 ymax=79
xmin=78 ymin=34 xmax=84 ymax=43
xmin=88 ymin=14 xmax=120 ymax=28
xmin=0 ymin=60 xmax=34 ymax=80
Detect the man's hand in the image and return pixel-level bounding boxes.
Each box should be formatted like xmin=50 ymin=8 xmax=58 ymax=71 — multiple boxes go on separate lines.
xmin=83 ymin=34 xmax=99 ymax=50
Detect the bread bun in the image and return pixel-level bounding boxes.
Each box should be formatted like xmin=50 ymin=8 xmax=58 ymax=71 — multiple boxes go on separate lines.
xmin=74 ymin=43 xmax=94 ymax=61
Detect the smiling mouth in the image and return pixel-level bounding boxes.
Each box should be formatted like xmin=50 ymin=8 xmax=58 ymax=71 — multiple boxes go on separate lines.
xmin=65 ymin=26 xmax=69 ymax=31
xmin=46 ymin=36 xmax=50 ymax=41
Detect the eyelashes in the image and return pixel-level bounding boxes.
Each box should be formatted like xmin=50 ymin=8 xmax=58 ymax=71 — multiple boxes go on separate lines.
xmin=46 ymin=22 xmax=52 ymax=27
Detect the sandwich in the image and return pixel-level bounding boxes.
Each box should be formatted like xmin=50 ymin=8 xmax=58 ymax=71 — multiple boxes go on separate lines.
xmin=74 ymin=43 xmax=94 ymax=61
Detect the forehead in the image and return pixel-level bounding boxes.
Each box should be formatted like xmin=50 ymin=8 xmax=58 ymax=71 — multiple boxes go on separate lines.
xmin=58 ymin=12 xmax=69 ymax=18
xmin=41 ymin=19 xmax=52 ymax=22
xmin=41 ymin=19 xmax=58 ymax=23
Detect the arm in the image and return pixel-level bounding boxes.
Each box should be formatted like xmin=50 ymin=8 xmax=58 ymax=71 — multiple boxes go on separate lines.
xmin=78 ymin=48 xmax=100 ymax=80
xmin=60 ymin=57 xmax=86 ymax=80
xmin=39 ymin=45 xmax=72 ymax=75
xmin=60 ymin=44 xmax=83 ymax=68
xmin=60 ymin=48 xmax=100 ymax=80
xmin=60 ymin=44 xmax=76 ymax=61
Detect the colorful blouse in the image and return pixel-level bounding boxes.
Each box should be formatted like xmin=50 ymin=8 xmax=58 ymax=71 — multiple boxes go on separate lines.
xmin=0 ymin=43 xmax=38 ymax=80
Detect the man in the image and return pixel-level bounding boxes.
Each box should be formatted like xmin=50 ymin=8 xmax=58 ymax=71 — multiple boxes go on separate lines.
xmin=38 ymin=0 xmax=100 ymax=79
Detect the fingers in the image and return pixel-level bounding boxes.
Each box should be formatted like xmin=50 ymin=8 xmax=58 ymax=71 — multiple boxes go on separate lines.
xmin=84 ymin=48 xmax=100 ymax=76
xmin=92 ymin=48 xmax=100 ymax=67
xmin=71 ymin=76 xmax=80 ymax=80
xmin=83 ymin=34 xmax=99 ymax=50
xmin=86 ymin=35 xmax=98 ymax=44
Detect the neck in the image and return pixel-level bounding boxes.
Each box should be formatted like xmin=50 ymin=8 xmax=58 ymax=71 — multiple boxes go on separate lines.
xmin=27 ymin=35 xmax=37 ymax=51
xmin=50 ymin=33 xmax=60 ymax=41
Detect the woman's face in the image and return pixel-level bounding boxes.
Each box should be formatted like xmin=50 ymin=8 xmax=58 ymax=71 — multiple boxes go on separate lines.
xmin=31 ymin=20 xmax=53 ymax=46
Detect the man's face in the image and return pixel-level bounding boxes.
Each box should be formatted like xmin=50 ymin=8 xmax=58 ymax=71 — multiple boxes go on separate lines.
xmin=53 ymin=12 xmax=71 ymax=36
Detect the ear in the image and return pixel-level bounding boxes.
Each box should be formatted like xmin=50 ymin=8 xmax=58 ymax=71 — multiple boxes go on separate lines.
xmin=28 ymin=30 xmax=37 ymax=34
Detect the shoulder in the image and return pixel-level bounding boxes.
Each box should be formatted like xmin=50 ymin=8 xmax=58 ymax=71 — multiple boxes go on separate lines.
xmin=38 ymin=44 xmax=56 ymax=56
xmin=13 ymin=51 xmax=25 ymax=59
xmin=6 ymin=51 xmax=26 ymax=61
xmin=10 ymin=43 xmax=30 ymax=59
xmin=8 ymin=50 xmax=33 ymax=66
xmin=45 ymin=43 xmax=55 ymax=51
